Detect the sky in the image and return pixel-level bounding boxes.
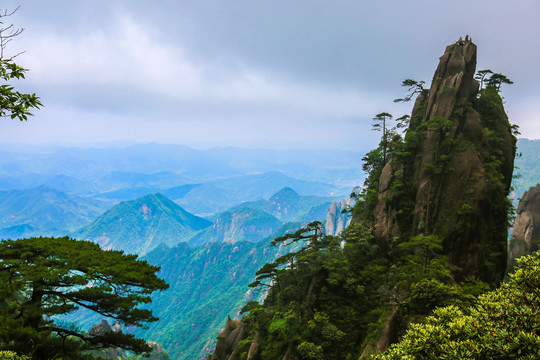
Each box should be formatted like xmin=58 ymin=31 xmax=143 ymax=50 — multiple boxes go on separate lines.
xmin=1 ymin=0 xmax=539 ymax=151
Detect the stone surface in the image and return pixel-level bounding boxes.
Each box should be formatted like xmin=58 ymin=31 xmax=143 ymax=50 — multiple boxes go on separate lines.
xmin=325 ymin=197 xmax=355 ymax=236
xmin=508 ymin=184 xmax=540 ymax=272
xmin=373 ymin=37 xmax=516 ymax=283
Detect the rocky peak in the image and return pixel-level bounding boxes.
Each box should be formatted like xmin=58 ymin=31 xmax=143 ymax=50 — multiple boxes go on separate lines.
xmin=423 ymin=36 xmax=478 ymax=122
xmin=325 ymin=197 xmax=354 ymax=236
xmin=373 ymin=37 xmax=516 ymax=283
xmin=89 ymin=318 xmax=114 ymax=337
xmin=507 ymin=184 xmax=540 ymax=272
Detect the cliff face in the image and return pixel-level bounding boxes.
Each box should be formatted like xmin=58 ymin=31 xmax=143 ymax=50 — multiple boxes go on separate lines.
xmin=507 ymin=184 xmax=540 ymax=272
xmin=208 ymin=317 xmax=250 ymax=360
xmin=325 ymin=198 xmax=354 ymax=236
xmin=375 ymin=37 xmax=516 ymax=283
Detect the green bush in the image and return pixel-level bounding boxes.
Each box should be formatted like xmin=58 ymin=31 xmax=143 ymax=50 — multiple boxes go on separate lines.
xmin=374 ymin=251 xmax=540 ymax=359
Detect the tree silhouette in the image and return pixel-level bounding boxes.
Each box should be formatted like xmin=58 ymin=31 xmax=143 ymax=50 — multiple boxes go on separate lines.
xmin=372 ymin=112 xmax=393 ymax=162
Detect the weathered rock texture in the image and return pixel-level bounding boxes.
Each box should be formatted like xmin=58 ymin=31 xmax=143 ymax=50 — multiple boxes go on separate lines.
xmin=208 ymin=316 xmax=249 ymax=360
xmin=374 ymin=37 xmax=516 ymax=283
xmin=507 ymin=184 xmax=540 ymax=272
xmin=325 ymin=197 xmax=354 ymax=236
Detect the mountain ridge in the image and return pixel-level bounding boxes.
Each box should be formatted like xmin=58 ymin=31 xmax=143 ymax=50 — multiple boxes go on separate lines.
xmin=73 ymin=193 xmax=211 ymax=254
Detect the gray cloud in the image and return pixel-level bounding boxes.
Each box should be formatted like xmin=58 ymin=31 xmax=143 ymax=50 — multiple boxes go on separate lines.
xmin=1 ymin=0 xmax=539 ymax=149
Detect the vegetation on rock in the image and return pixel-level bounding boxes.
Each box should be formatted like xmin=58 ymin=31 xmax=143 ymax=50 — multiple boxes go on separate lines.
xmin=207 ymin=37 xmax=518 ymax=360
xmin=374 ymin=251 xmax=540 ymax=359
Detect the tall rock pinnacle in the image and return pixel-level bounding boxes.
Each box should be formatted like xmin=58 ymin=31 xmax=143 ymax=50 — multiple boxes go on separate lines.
xmin=373 ymin=38 xmax=516 ymax=283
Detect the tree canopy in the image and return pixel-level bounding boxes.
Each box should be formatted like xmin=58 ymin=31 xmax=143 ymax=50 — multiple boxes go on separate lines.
xmin=0 ymin=236 xmax=169 ymax=360
xmin=374 ymin=251 xmax=540 ymax=359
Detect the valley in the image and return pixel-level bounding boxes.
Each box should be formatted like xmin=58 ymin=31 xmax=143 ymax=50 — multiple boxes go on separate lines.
xmin=0 ymin=144 xmax=359 ymax=359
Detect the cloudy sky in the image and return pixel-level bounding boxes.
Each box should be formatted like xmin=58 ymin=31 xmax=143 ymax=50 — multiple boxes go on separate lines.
xmin=1 ymin=0 xmax=539 ymax=151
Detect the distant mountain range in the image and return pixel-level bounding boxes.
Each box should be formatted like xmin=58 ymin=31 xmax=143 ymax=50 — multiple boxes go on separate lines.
xmin=0 ymin=186 xmax=104 ymax=239
xmin=233 ymin=186 xmax=335 ymax=221
xmin=73 ymin=193 xmax=211 ymax=255
xmin=0 ymin=144 xmax=364 ymax=195
xmin=95 ymin=171 xmax=346 ymax=216
xmin=72 ymin=187 xmax=334 ymax=253
xmin=0 ymin=182 xmax=342 ymax=254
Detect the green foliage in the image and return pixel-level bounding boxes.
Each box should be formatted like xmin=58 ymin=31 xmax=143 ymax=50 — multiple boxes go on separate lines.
xmin=0 ymin=237 xmax=168 ymax=359
xmin=297 ymin=342 xmax=324 ymax=360
xmin=393 ymin=78 xmax=427 ymax=103
xmin=476 ymin=69 xmax=513 ymax=93
xmin=374 ymin=251 xmax=540 ymax=359
xmin=74 ymin=193 xmax=212 ymax=254
xmin=237 ymin=223 xmax=388 ymax=359
xmin=0 ymin=351 xmax=29 ymax=360
xmin=0 ymin=8 xmax=42 ymax=121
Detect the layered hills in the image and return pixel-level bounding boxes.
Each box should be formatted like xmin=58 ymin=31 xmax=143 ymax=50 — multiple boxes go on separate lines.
xmin=0 ymin=186 xmax=103 ymax=239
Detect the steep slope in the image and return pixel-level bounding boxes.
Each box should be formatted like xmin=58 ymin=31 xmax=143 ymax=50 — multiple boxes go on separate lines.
xmin=371 ymin=37 xmax=515 ymax=283
xmin=188 ymin=207 xmax=282 ymax=247
xmin=73 ymin=193 xmax=211 ymax=254
xmin=134 ymin=223 xmax=303 ymax=360
xmin=0 ymin=186 xmax=104 ymax=239
xmin=507 ymin=184 xmax=540 ymax=272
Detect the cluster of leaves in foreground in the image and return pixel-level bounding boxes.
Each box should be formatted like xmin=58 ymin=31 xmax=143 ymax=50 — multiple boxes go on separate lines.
xmin=0 ymin=7 xmax=42 ymax=121
xmin=0 ymin=57 xmax=42 ymax=121
xmin=375 ymin=251 xmax=540 ymax=359
xmin=0 ymin=237 xmax=168 ymax=360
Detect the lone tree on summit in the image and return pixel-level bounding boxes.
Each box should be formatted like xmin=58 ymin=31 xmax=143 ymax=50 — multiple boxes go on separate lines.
xmin=0 ymin=7 xmax=42 ymax=121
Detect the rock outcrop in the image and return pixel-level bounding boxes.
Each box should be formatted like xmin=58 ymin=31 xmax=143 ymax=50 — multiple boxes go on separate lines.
xmin=89 ymin=319 xmax=171 ymax=360
xmin=325 ymin=197 xmax=355 ymax=236
xmin=208 ymin=316 xmax=249 ymax=360
xmin=507 ymin=184 xmax=540 ymax=272
xmin=374 ymin=37 xmax=516 ymax=283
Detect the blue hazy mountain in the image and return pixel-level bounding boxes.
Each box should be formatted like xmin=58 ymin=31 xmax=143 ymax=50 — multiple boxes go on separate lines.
xmin=0 ymin=186 xmax=104 ymax=239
